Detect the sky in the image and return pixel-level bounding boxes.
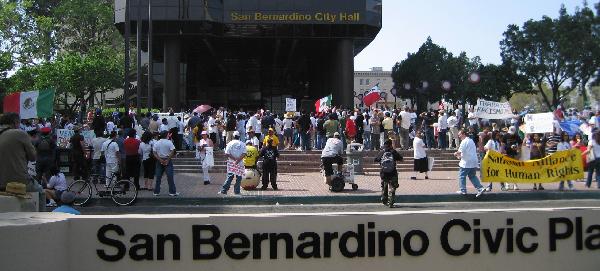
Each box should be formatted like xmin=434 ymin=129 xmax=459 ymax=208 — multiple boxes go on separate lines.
xmin=354 ymin=0 xmax=587 ymax=71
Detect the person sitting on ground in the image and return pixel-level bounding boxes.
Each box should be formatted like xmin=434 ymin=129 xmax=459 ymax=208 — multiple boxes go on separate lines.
xmin=375 ymin=139 xmax=403 ymax=207
xmin=52 ymin=191 xmax=80 ymax=215
xmin=44 ymin=167 xmax=67 ymax=207
xmin=320 ymin=132 xmax=344 ymax=186
xmin=243 ymin=140 xmax=259 ymax=169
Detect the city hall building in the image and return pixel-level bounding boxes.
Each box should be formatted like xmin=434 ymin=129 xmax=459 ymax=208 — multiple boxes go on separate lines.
xmin=114 ymin=0 xmax=382 ymax=111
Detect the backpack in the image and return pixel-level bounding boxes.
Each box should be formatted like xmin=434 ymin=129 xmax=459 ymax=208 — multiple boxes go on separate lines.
xmin=381 ymin=151 xmax=396 ymax=173
xmin=37 ymin=137 xmax=52 ymax=152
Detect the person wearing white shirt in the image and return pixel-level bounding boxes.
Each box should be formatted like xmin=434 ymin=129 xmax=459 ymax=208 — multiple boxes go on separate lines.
xmin=556 ymin=132 xmax=574 ymax=190
xmin=437 ymin=110 xmax=448 ymax=150
xmin=399 ymin=107 xmax=412 ymax=150
xmin=447 ymin=112 xmax=460 ymax=149
xmin=101 ymin=131 xmax=120 ymax=187
xmin=159 ymin=118 xmax=169 ymax=132
xmin=411 ymin=131 xmax=429 ymax=180
xmin=91 ymin=131 xmax=107 ymax=176
xmin=363 ymin=114 xmax=371 ymax=150
xmin=152 ymin=131 xmax=179 ymax=196
xmin=218 ymin=131 xmax=247 ymax=195
xmin=139 ymin=132 xmax=156 ymax=190
xmin=483 ymin=131 xmax=505 ymax=191
xmin=454 ymin=129 xmax=486 ymax=197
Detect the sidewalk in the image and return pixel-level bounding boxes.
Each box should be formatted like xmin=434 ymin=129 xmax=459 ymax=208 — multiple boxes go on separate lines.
xmin=83 ymin=170 xmax=600 ymax=206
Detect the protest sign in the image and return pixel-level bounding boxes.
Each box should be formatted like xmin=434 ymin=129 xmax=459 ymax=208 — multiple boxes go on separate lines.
xmin=474 ymin=99 xmax=513 ymax=119
xmin=285 ymin=98 xmax=297 ymax=112
xmin=481 ymin=149 xmax=584 ymax=183
xmin=524 ymin=112 xmax=554 ymax=133
xmin=56 ymin=129 xmax=95 ymax=148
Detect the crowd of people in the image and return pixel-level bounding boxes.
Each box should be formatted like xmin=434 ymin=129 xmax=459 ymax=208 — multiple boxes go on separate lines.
xmin=1 ymin=102 xmax=600 ymax=209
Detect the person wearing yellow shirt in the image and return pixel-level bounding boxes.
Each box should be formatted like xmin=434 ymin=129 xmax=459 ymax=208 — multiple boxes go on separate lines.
xmin=262 ymin=128 xmax=279 ymax=148
xmin=382 ymin=112 xmax=394 ymax=138
xmin=243 ymin=140 xmax=259 ymax=169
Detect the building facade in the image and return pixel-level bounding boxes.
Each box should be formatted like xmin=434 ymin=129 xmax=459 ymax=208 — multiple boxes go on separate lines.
xmin=354 ymin=67 xmax=396 ymax=109
xmin=114 ymin=0 xmax=382 ymax=111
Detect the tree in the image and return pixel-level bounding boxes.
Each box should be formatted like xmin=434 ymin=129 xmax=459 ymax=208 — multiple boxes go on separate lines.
xmin=9 ymin=47 xmax=123 ymax=113
xmin=500 ymin=3 xmax=600 ymax=110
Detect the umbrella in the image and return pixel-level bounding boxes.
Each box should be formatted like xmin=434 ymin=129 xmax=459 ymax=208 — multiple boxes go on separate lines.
xmin=193 ymin=105 xmax=212 ymax=114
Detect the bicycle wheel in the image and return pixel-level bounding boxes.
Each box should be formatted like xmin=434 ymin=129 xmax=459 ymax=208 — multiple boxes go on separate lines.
xmin=68 ymin=180 xmax=92 ymax=206
xmin=111 ymin=180 xmax=138 ymax=206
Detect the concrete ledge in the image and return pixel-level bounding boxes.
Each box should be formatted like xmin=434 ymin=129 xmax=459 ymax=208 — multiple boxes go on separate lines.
xmin=0 ymin=193 xmax=39 ymax=212
xmin=82 ymin=191 xmax=600 ymax=207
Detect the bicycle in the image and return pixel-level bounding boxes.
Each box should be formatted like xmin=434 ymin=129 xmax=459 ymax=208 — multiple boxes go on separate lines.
xmin=67 ymin=173 xmax=138 ymax=206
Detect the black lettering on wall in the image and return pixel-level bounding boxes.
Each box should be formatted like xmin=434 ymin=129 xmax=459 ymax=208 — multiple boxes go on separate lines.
xmin=549 ymin=218 xmax=573 ymax=251
xmin=252 ymin=233 xmax=268 ymax=259
xmin=516 ymin=227 xmax=538 ymax=253
xmin=296 ymin=232 xmax=321 ymax=259
xmin=440 ymin=219 xmax=471 ymax=256
xmin=339 ymin=224 xmax=365 ymax=258
xmin=378 ymin=230 xmax=401 ymax=256
xmin=97 ymin=224 xmax=126 ymax=262
xmin=483 ymin=229 xmax=505 ymax=254
xmin=585 ymin=225 xmax=600 ymax=250
xmin=323 ymin=232 xmax=339 ymax=258
xmin=269 ymin=233 xmax=294 ymax=259
xmin=157 ymin=234 xmax=181 ymax=260
xmin=129 ymin=234 xmax=153 ymax=261
xmin=403 ymin=230 xmax=429 ymax=256
xmin=192 ymin=225 xmax=221 ymax=260
xmin=224 ymin=233 xmax=250 ymax=259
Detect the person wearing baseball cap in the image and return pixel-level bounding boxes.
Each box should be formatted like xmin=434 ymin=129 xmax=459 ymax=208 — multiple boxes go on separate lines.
xmin=320 ymin=131 xmax=344 ymax=186
xmin=52 ymin=191 xmax=80 ymax=215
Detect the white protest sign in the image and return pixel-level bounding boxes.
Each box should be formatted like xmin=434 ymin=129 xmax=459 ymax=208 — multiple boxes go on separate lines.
xmin=285 ymin=98 xmax=297 ymax=112
xmin=56 ymin=129 xmax=96 ymax=148
xmin=474 ymin=99 xmax=513 ymax=119
xmin=524 ymin=112 xmax=554 ymax=133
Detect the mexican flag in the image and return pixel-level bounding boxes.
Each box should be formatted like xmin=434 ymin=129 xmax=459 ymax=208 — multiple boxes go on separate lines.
xmin=363 ymin=83 xmax=381 ymax=107
xmin=315 ymin=94 xmax=332 ymax=113
xmin=3 ymin=89 xmax=55 ymax=119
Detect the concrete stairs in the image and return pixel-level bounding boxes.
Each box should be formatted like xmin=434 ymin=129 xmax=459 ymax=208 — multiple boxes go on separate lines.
xmin=173 ymin=149 xmax=459 ymax=174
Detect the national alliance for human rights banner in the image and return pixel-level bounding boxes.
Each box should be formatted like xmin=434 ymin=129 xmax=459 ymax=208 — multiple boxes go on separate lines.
xmin=481 ymin=149 xmax=584 ymax=183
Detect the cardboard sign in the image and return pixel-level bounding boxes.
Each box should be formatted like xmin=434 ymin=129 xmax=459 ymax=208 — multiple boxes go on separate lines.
xmin=524 ymin=112 xmax=554 ymax=133
xmin=56 ymin=129 xmax=95 ymax=148
xmin=474 ymin=99 xmax=513 ymax=119
xmin=285 ymin=98 xmax=297 ymax=112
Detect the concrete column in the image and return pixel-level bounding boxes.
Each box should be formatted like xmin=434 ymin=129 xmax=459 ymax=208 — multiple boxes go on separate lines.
xmin=334 ymin=39 xmax=354 ymax=109
xmin=163 ymin=38 xmax=181 ymax=111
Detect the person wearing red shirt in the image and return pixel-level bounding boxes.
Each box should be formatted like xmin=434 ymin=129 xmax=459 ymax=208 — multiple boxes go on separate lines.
xmin=124 ymin=129 xmax=141 ymax=189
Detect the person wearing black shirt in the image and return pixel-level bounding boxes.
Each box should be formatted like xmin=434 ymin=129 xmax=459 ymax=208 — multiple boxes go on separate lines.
xmin=91 ymin=110 xmax=106 ymax=136
xmin=297 ymin=111 xmax=312 ymax=151
xmin=374 ymin=140 xmax=403 ymax=207
xmin=259 ymin=139 xmax=280 ymax=190
xmin=354 ymin=112 xmax=364 ymax=144
xmin=420 ymin=111 xmax=435 ymax=149
xmin=69 ymin=127 xmax=86 ymax=181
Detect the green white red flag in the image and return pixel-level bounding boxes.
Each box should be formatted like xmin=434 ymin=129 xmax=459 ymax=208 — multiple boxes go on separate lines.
xmin=3 ymin=89 xmax=55 ymax=119
xmin=315 ymin=94 xmax=332 ymax=113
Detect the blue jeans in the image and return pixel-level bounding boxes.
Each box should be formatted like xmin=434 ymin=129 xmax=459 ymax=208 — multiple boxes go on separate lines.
xmin=221 ymin=173 xmax=242 ymax=194
xmin=363 ymin=131 xmax=371 ymax=150
xmin=154 ymin=160 xmax=176 ymax=194
xmin=316 ymin=134 xmax=326 ymax=150
xmin=458 ymin=167 xmax=484 ymax=193
xmin=300 ymin=131 xmax=310 ymax=150
xmin=586 ymin=160 xmax=600 ymax=188
xmin=438 ymin=129 xmax=447 ymax=149
xmin=425 ymin=128 xmax=435 ymax=148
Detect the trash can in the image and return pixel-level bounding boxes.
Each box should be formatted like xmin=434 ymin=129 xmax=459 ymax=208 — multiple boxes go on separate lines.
xmin=346 ymin=143 xmax=365 ymax=175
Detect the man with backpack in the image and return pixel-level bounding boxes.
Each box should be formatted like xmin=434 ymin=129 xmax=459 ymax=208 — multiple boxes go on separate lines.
xmin=35 ymin=127 xmax=56 ymax=182
xmin=259 ymin=139 xmax=280 ymax=190
xmin=374 ymin=139 xmax=403 ymax=207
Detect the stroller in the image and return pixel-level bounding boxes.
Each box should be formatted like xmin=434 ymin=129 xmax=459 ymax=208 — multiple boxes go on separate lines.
xmin=325 ymin=160 xmax=358 ymax=192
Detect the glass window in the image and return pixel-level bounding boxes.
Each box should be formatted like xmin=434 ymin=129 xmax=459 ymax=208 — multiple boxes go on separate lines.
xmin=366 ymin=79 xmax=370 ymax=85
xmin=360 ymin=79 xmax=364 ymax=85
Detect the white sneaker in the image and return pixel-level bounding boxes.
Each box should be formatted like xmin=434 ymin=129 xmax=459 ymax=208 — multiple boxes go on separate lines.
xmin=476 ymin=188 xmax=485 ymax=198
xmin=169 ymin=192 xmax=180 ymax=196
xmin=456 ymin=190 xmax=467 ymax=195
xmin=46 ymin=200 xmax=57 ymax=207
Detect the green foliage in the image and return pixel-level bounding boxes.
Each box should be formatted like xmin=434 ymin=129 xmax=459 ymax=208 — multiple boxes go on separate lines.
xmin=391 ymin=38 xmax=531 ymax=112
xmin=500 ymin=3 xmax=600 ymax=109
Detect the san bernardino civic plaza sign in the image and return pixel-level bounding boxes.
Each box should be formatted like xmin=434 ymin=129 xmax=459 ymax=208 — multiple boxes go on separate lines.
xmin=0 ymin=209 xmax=599 ymax=271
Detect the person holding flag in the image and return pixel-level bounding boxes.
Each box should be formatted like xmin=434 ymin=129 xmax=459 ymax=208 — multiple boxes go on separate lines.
xmin=315 ymin=94 xmax=332 ymax=113
xmin=363 ymin=83 xmax=381 ymax=107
